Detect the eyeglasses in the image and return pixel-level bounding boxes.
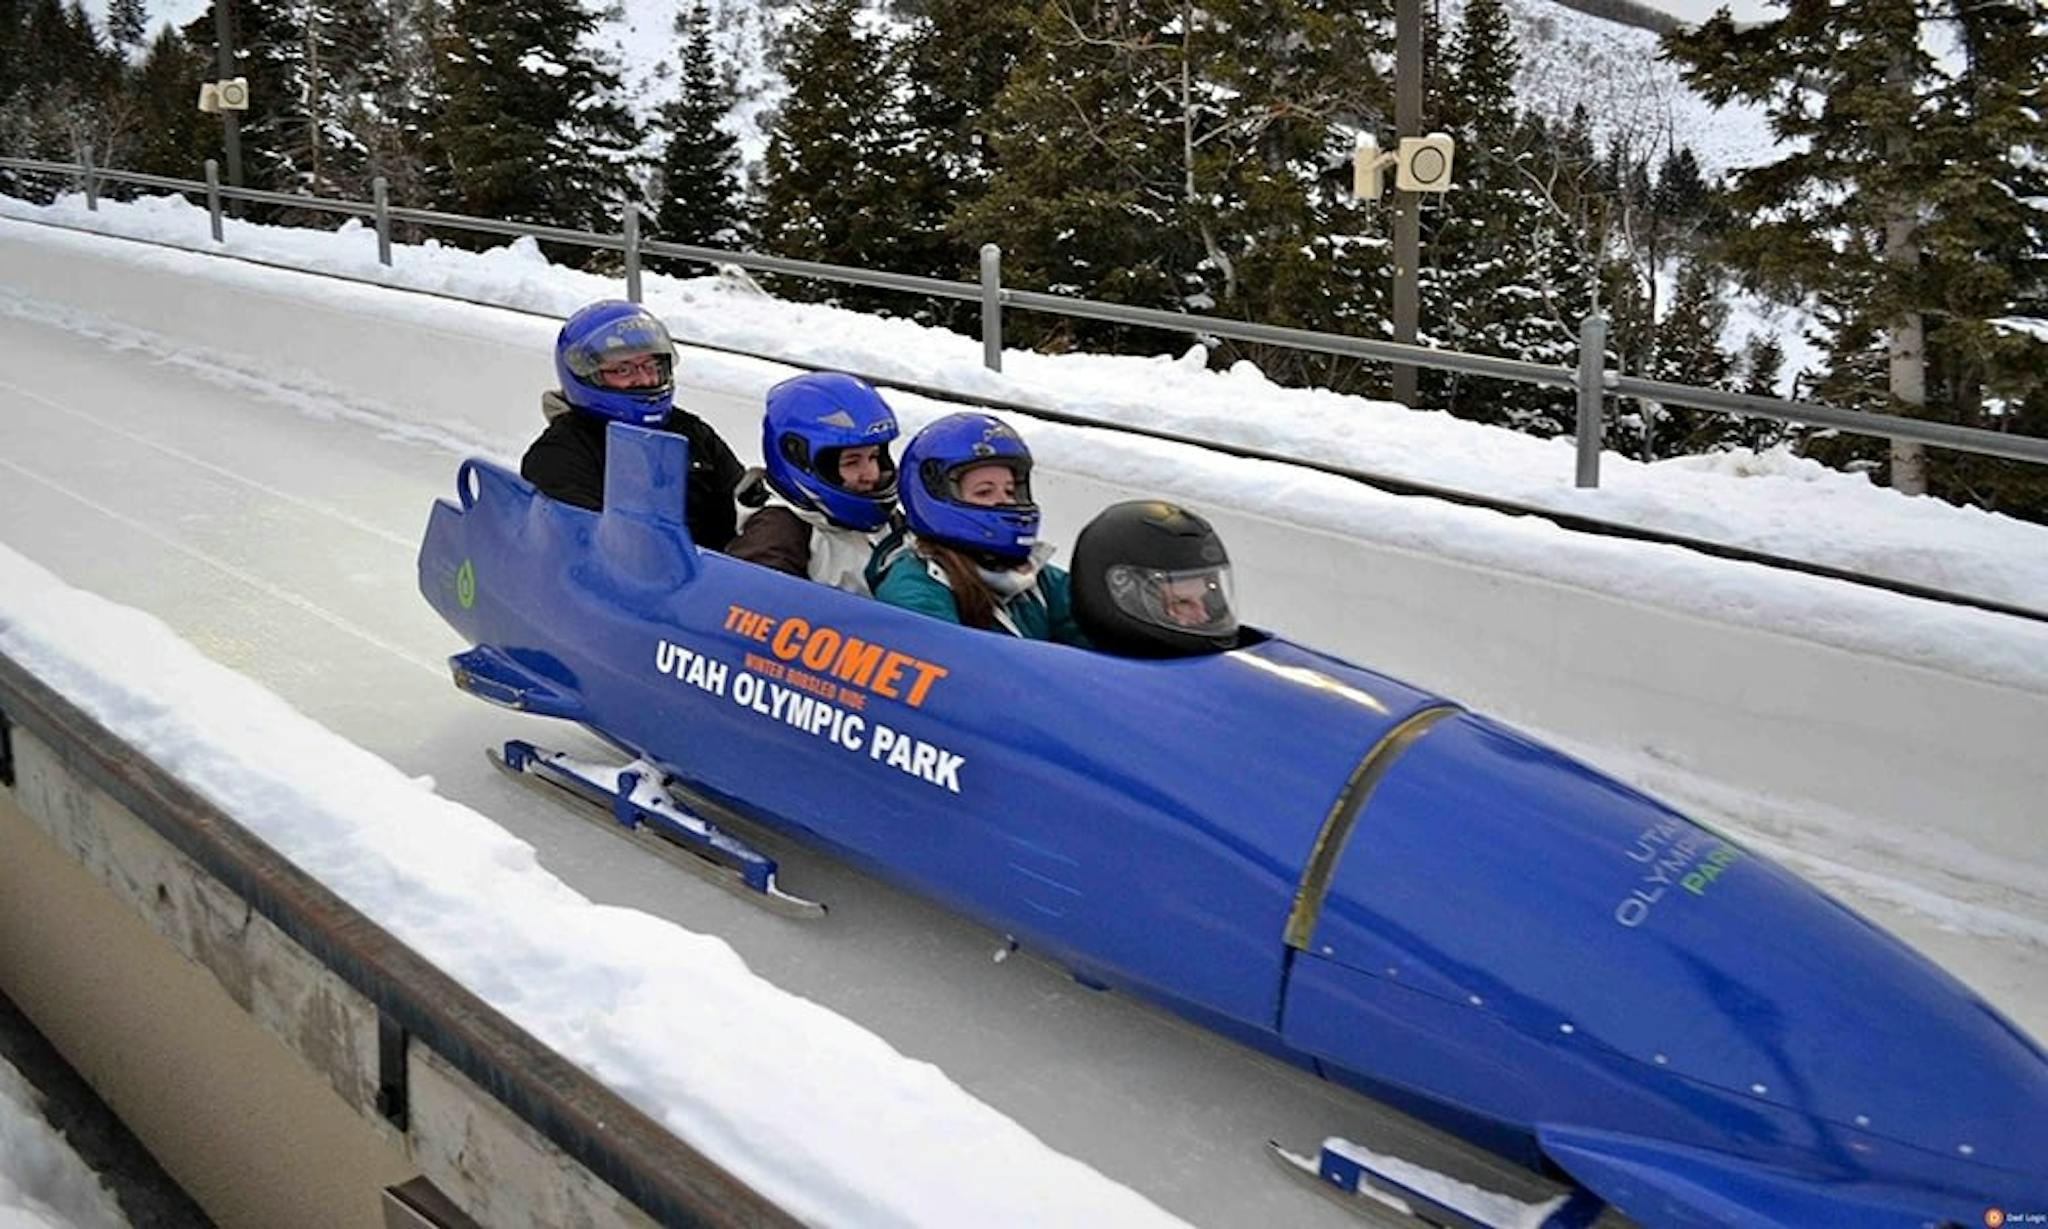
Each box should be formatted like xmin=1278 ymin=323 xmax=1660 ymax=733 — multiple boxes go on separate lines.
xmin=597 ymin=356 xmax=665 ymax=382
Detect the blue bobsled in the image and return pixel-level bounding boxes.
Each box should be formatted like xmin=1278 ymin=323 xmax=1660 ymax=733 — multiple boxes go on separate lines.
xmin=419 ymin=424 xmax=2047 ymax=1228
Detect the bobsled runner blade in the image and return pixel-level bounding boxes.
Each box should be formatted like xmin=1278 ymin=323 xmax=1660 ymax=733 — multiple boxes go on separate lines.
xmin=488 ymin=740 xmax=825 ymax=918
xmin=1267 ymin=1139 xmax=1605 ymax=1229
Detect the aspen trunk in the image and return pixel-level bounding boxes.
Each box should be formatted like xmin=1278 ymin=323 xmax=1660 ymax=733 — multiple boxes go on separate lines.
xmin=1884 ymin=46 xmax=1926 ymax=496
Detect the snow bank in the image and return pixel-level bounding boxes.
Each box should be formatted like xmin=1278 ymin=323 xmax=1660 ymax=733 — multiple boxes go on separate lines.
xmin=0 ymin=1060 xmax=130 ymax=1229
xmin=0 ymin=543 xmax=1184 ymax=1228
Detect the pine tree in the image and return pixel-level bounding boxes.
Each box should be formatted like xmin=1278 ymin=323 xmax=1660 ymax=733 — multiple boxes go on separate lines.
xmin=1602 ymin=259 xmax=1656 ymax=451
xmin=22 ymin=0 xmax=83 ymax=93
xmin=298 ymin=0 xmax=394 ymax=196
xmin=183 ymin=0 xmax=313 ymax=195
xmin=1732 ymin=333 xmax=1790 ymax=452
xmin=954 ymin=0 xmax=1196 ymax=349
xmin=0 ymin=0 xmax=27 ymax=133
xmin=756 ymin=0 xmax=918 ymax=302
xmin=62 ymin=1 xmax=112 ymax=93
xmin=1794 ymin=275 xmax=1893 ymax=480
xmin=1641 ymin=258 xmax=1734 ymax=457
xmin=961 ymin=0 xmax=1393 ymax=372
xmin=1740 ymin=334 xmax=1784 ymax=399
xmin=3 ymin=0 xmax=119 ymax=183
xmin=1422 ymin=0 xmax=1588 ymax=434
xmin=347 ymin=0 xmax=441 ymax=210
xmin=427 ymin=0 xmax=640 ymax=237
xmin=654 ymin=3 xmax=744 ymax=251
xmin=182 ymin=0 xmax=430 ymax=204
xmin=106 ymin=0 xmax=143 ymax=53
xmin=1175 ymin=0 xmax=1394 ymax=391
xmin=1664 ymin=0 xmax=2048 ymax=501
xmin=896 ymin=0 xmax=1032 ymax=284
xmin=1650 ymin=145 xmax=1706 ymax=237
xmin=125 ymin=25 xmax=212 ymax=177
xmin=1915 ymin=2 xmax=2048 ymax=516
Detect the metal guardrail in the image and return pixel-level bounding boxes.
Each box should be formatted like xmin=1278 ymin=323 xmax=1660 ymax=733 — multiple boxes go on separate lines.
xmin=4 ymin=152 xmax=2046 ymax=483
xmin=1608 ymin=373 xmax=2048 ymax=469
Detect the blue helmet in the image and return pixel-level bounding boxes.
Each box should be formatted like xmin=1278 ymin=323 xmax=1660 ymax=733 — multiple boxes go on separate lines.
xmin=762 ymin=372 xmax=900 ymax=531
xmin=554 ymin=300 xmax=676 ymax=425
xmin=899 ymin=412 xmax=1039 ymax=562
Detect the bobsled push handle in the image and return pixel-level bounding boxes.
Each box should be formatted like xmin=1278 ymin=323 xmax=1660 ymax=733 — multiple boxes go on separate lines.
xmin=456 ymin=459 xmax=482 ymax=511
xmin=603 ymin=421 xmax=695 ymax=539
xmin=595 ymin=422 xmax=698 ymax=590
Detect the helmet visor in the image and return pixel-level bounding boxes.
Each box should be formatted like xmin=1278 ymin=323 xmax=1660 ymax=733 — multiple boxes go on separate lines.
xmin=563 ymin=314 xmax=676 ymax=392
xmin=1105 ymin=564 xmax=1237 ymax=638
xmin=943 ymin=457 xmax=1033 ymax=509
xmin=818 ymin=444 xmax=899 ymax=498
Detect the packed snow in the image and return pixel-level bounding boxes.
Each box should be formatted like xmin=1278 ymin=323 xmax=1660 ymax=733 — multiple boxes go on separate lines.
xmin=0 ymin=1059 xmax=131 ymax=1229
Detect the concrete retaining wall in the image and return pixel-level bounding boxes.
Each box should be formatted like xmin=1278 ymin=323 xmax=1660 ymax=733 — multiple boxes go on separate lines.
xmin=0 ymin=719 xmax=666 ymax=1229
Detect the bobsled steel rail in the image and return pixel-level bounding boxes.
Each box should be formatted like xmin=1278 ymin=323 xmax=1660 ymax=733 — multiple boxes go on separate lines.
xmin=0 ymin=651 xmax=800 ymax=1229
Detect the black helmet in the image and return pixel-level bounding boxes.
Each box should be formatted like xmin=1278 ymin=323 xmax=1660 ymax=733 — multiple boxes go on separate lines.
xmin=1072 ymin=501 xmax=1238 ymax=658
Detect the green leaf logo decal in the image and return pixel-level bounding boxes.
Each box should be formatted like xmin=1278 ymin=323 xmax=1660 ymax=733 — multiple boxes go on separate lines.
xmin=456 ymin=559 xmax=476 ymax=610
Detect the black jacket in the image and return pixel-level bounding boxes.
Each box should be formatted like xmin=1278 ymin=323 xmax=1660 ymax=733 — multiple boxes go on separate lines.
xmin=520 ymin=396 xmax=744 ymax=551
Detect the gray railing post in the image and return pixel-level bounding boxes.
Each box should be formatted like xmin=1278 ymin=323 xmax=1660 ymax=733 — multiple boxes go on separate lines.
xmin=204 ymin=159 xmax=223 ymax=242
xmin=1575 ymin=314 xmax=1608 ymax=489
xmin=373 ymin=176 xmax=392 ymax=267
xmin=623 ymin=207 xmax=643 ymax=304
xmin=81 ymin=144 xmax=97 ymax=211
xmin=980 ymin=243 xmax=1003 ymax=373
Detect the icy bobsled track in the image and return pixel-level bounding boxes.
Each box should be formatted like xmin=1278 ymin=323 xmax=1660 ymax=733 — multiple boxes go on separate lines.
xmin=0 ymin=286 xmax=1564 ymax=1229
xmin=1 ymin=236 xmax=2042 ymax=1228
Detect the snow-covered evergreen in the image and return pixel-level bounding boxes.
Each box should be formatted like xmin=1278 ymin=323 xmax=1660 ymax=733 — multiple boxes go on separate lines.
xmin=653 ymin=2 xmax=744 ymax=249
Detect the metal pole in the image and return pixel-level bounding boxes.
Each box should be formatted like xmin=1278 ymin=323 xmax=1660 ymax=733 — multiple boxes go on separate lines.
xmin=204 ymin=159 xmax=223 ymax=241
xmin=980 ymin=244 xmax=1003 ymax=373
xmin=1575 ymin=314 xmax=1608 ymax=489
xmin=623 ymin=207 xmax=642 ymax=304
xmin=373 ymin=176 xmax=391 ymax=266
xmin=1391 ymin=0 xmax=1422 ymax=406
xmin=81 ymin=143 xmax=97 ymax=211
xmin=213 ymin=0 xmax=244 ymax=202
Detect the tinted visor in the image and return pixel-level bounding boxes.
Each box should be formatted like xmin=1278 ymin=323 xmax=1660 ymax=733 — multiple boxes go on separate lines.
xmin=563 ymin=315 xmax=676 ymax=391
xmin=1105 ymin=563 xmax=1237 ymax=637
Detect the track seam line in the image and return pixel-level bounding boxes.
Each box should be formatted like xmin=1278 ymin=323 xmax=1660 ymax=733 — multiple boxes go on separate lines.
xmin=0 ymin=454 xmax=445 ymax=678
xmin=0 ymin=376 xmax=420 ymax=551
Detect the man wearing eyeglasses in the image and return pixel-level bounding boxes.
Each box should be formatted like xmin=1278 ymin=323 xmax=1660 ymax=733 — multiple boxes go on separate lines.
xmin=522 ymin=300 xmax=745 ymax=550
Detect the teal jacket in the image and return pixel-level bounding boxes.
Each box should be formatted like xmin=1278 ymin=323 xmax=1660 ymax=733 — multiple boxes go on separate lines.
xmin=874 ymin=552 xmax=1090 ymax=646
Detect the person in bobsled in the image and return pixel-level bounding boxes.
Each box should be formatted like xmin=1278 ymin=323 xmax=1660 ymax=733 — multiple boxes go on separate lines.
xmin=873 ymin=412 xmax=1088 ymax=645
xmin=521 ymin=300 xmax=745 ymax=550
xmin=727 ymin=372 xmax=902 ymax=595
xmin=1071 ymin=500 xmax=1241 ymax=657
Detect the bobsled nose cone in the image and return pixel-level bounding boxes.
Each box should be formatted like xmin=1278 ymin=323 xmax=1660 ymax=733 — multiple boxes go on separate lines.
xmin=1538 ymin=1123 xmax=2048 ymax=1229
